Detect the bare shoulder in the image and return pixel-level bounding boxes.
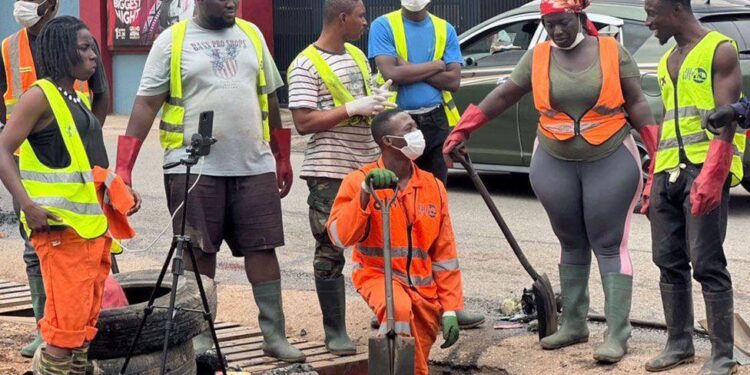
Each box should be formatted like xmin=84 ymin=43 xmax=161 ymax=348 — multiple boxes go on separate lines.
xmin=712 ymin=41 xmax=740 ymax=74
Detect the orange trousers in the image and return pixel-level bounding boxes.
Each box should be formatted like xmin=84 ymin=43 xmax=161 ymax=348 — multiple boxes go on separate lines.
xmin=358 ymin=276 xmax=442 ymax=375
xmin=32 ymin=229 xmax=111 ymax=349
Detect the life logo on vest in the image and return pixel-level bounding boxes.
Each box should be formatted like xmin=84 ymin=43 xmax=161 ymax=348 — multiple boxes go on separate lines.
xmin=682 ymin=67 xmax=708 ymax=84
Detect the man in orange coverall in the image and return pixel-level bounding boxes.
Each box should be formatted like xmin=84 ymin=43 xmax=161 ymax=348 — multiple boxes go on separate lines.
xmin=327 ymin=109 xmax=463 ymax=375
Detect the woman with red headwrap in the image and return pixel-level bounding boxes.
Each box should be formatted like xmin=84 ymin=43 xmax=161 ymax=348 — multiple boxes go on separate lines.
xmin=444 ymin=0 xmax=660 ymax=364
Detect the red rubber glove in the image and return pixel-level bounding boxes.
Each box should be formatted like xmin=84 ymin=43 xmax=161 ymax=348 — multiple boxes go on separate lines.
xmin=442 ymin=104 xmax=490 ymax=157
xmin=270 ymin=128 xmax=293 ymax=198
xmin=115 ymin=135 xmax=143 ymax=187
xmin=640 ymin=157 xmax=655 ymax=216
xmin=639 ymin=124 xmax=660 ymax=159
xmin=690 ymin=139 xmax=733 ymax=216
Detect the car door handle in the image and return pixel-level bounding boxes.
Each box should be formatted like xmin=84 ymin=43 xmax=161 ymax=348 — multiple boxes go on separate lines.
xmin=497 ymin=76 xmax=509 ymax=86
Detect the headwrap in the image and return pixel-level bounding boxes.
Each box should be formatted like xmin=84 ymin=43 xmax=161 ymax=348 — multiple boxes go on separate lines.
xmin=540 ymin=0 xmax=599 ymax=36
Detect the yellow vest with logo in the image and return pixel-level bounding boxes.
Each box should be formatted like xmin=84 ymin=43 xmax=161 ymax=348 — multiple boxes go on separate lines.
xmin=160 ymin=19 xmax=270 ymax=150
xmin=656 ymin=31 xmax=745 ymax=186
xmin=19 ymin=79 xmax=107 ymax=239
xmin=292 ymin=43 xmax=372 ymax=126
xmin=378 ymin=10 xmax=461 ymax=126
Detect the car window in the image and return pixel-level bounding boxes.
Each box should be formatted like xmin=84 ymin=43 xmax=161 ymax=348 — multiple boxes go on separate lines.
xmin=462 ymin=19 xmax=541 ymax=67
xmin=701 ymin=15 xmax=750 ymax=55
xmin=622 ymin=21 xmax=652 ymax=54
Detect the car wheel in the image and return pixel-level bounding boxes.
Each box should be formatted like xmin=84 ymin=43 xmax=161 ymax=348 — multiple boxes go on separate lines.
xmin=88 ymin=269 xmax=217 ymax=360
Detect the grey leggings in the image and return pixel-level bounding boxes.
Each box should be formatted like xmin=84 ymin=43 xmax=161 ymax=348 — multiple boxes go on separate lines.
xmin=529 ymin=136 xmax=642 ymax=276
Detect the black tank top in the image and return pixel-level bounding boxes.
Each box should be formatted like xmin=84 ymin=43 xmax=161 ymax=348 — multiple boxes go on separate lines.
xmin=27 ymin=96 xmax=108 ymax=169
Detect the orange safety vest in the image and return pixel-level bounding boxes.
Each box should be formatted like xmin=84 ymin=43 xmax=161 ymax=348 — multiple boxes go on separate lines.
xmin=327 ymin=159 xmax=464 ymax=312
xmin=531 ymin=36 xmax=627 ymax=146
xmin=2 ymin=28 xmax=90 ymax=119
xmin=93 ymin=166 xmax=136 ymax=240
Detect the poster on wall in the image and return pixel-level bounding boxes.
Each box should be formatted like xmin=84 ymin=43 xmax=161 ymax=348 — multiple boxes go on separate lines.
xmin=108 ymin=0 xmax=195 ymax=49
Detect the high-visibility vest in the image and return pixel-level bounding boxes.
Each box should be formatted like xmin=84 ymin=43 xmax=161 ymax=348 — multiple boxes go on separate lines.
xmin=2 ymin=28 xmax=91 ymax=120
xmin=160 ymin=19 xmax=270 ymax=150
xmin=656 ymin=31 xmax=745 ymax=186
xmin=377 ymin=10 xmax=461 ymax=127
xmin=531 ymin=37 xmax=627 ymax=145
xmin=19 ymin=79 xmax=107 ymax=240
xmin=292 ymin=43 xmax=372 ymax=127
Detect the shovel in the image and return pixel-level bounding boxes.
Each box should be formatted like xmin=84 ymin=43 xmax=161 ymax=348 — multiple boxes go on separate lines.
xmin=368 ymin=181 xmax=416 ymax=375
xmin=451 ymin=148 xmax=558 ymax=340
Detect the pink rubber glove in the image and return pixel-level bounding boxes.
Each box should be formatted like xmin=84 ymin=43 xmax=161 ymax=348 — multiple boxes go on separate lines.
xmin=115 ymin=135 xmax=143 ymax=187
xmin=442 ymin=104 xmax=491 ymax=165
xmin=270 ymin=128 xmax=293 ymax=198
xmin=690 ymin=139 xmax=733 ymax=216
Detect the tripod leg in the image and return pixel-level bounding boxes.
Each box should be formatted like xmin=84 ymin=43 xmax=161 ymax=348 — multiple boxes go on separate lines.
xmin=159 ymin=238 xmax=187 ymax=375
xmin=120 ymin=241 xmax=178 ymax=374
xmin=185 ymin=242 xmax=227 ymax=374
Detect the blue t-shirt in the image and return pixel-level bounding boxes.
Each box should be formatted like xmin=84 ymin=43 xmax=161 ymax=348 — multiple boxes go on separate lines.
xmin=368 ymin=14 xmax=463 ymax=110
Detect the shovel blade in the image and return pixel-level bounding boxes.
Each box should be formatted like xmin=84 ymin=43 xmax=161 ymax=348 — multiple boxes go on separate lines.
xmin=368 ymin=336 xmax=416 ymax=375
xmin=534 ymin=273 xmax=559 ymax=340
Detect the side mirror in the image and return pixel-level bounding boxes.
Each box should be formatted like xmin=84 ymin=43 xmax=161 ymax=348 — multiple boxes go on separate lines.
xmin=465 ymin=56 xmax=476 ymax=67
xmin=641 ymin=72 xmax=661 ymax=98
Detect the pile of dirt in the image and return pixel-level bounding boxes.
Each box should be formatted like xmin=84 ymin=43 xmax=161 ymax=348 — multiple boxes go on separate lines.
xmin=0 ymin=321 xmax=35 ymax=374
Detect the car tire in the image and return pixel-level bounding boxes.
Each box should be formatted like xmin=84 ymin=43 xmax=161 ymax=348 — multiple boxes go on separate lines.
xmin=88 ymin=269 xmax=217 ymax=360
xmin=91 ymin=339 xmax=197 ymax=375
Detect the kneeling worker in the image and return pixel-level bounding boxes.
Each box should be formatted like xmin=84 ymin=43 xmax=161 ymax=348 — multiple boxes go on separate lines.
xmin=327 ymin=109 xmax=463 ymax=375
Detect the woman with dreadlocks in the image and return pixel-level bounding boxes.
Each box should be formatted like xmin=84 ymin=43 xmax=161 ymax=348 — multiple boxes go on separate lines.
xmin=0 ymin=16 xmax=141 ymax=373
xmin=444 ymin=0 xmax=660 ymax=364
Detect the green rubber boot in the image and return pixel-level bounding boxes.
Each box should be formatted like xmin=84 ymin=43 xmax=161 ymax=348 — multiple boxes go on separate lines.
xmin=253 ymin=280 xmax=306 ymax=363
xmin=21 ymin=275 xmax=46 ymax=358
xmin=594 ymin=273 xmax=633 ymax=363
xmin=315 ymin=276 xmax=356 ymax=356
xmin=540 ymin=264 xmax=590 ymax=350
xmin=457 ymin=310 xmax=486 ymax=329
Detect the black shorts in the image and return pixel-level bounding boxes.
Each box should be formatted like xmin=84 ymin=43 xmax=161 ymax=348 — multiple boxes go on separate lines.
xmin=164 ymin=173 xmax=284 ymax=257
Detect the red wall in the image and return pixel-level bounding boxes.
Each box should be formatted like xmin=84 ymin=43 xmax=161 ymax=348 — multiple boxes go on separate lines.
xmin=240 ymin=0 xmax=275 ymax=54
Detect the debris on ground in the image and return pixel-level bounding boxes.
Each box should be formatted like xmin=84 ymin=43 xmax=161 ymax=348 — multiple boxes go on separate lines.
xmin=500 ymin=296 xmax=521 ymax=316
xmin=260 ymin=363 xmax=318 ymax=375
xmin=494 ymin=322 xmax=524 ymax=330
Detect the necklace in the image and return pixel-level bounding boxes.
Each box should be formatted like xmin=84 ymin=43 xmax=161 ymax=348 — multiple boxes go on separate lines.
xmin=56 ymin=85 xmax=81 ymax=104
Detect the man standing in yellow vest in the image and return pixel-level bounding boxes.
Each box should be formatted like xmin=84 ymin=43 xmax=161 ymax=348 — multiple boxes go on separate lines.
xmin=116 ymin=0 xmax=305 ymax=363
xmin=642 ymin=0 xmax=744 ymax=373
xmin=1 ymin=0 xmax=111 ymax=358
xmin=287 ymin=0 xmax=395 ymax=356
xmin=369 ymin=0 xmax=485 ymax=330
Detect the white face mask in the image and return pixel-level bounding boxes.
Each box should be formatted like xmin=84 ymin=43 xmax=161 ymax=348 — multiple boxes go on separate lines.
xmin=389 ymin=130 xmax=426 ymax=160
xmin=14 ymin=0 xmax=48 ymax=28
xmin=401 ymin=0 xmax=431 ymax=12
xmin=551 ymin=16 xmax=585 ymax=50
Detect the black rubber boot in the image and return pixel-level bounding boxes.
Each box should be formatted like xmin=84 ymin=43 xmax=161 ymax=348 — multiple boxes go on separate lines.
xmin=645 ymin=283 xmax=695 ymax=372
xmin=540 ymin=264 xmax=590 ymax=350
xmin=315 ymin=276 xmax=356 ymax=356
xmin=700 ymin=290 xmax=737 ymax=375
xmin=252 ymin=280 xmax=306 ymax=363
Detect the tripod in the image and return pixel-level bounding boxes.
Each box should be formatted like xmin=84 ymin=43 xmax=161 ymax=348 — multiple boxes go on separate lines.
xmin=120 ymin=137 xmax=226 ymax=375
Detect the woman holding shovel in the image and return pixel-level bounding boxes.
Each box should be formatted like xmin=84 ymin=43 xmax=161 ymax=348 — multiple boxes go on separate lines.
xmin=443 ymin=0 xmax=659 ymax=364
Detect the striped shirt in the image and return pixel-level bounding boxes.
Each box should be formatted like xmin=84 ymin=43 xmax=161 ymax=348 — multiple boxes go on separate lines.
xmin=288 ymin=46 xmax=380 ymax=180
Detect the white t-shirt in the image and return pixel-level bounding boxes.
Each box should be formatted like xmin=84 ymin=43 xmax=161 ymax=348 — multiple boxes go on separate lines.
xmin=287 ymin=46 xmax=380 ymax=180
xmin=138 ymin=19 xmax=284 ymax=176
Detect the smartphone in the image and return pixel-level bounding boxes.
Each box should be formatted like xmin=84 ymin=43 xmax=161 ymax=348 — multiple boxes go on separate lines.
xmin=197 ymin=111 xmax=214 ymax=156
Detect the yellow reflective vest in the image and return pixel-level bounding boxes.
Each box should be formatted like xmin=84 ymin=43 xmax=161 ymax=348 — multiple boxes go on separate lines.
xmin=292 ymin=43 xmax=372 ymax=126
xmin=19 ymin=79 xmax=107 ymax=239
xmin=378 ymin=10 xmax=461 ymax=126
xmin=656 ymin=31 xmax=745 ymax=186
xmin=159 ymin=19 xmax=270 ymax=150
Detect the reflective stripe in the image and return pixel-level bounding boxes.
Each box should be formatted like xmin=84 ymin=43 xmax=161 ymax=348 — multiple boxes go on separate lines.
xmin=445 ymin=99 xmax=456 ymax=111
xmin=32 ymin=197 xmax=102 ymax=216
xmin=167 ymin=97 xmax=184 ymax=106
xmin=431 ymin=259 xmax=459 ymax=272
xmin=21 ymin=170 xmax=93 ymax=184
xmin=329 ymin=221 xmax=345 ymax=248
xmin=159 ymin=121 xmax=184 ymax=133
xmin=358 ymin=246 xmax=429 ymax=260
xmin=659 ymin=132 xmax=710 ymax=150
xmin=663 ymin=106 xmax=711 ymax=122
xmin=378 ymin=321 xmax=411 ymax=336
xmin=8 ymin=32 xmax=23 ymax=103
xmin=591 ymin=105 xmax=625 ymax=116
xmin=543 ymin=123 xmax=575 ymax=132
xmin=104 ymin=171 xmax=116 ymax=188
xmin=353 ymin=262 xmax=434 ymax=287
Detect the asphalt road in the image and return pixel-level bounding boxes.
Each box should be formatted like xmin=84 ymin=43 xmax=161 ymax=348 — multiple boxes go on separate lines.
xmin=3 ymin=115 xmax=750 ymax=327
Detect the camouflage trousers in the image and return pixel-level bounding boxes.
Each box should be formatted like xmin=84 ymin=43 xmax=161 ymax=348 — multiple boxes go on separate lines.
xmin=307 ymin=177 xmax=345 ymax=280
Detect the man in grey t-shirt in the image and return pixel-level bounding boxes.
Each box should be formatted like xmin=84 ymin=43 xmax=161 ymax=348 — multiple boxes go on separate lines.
xmin=115 ymin=0 xmax=304 ymax=363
